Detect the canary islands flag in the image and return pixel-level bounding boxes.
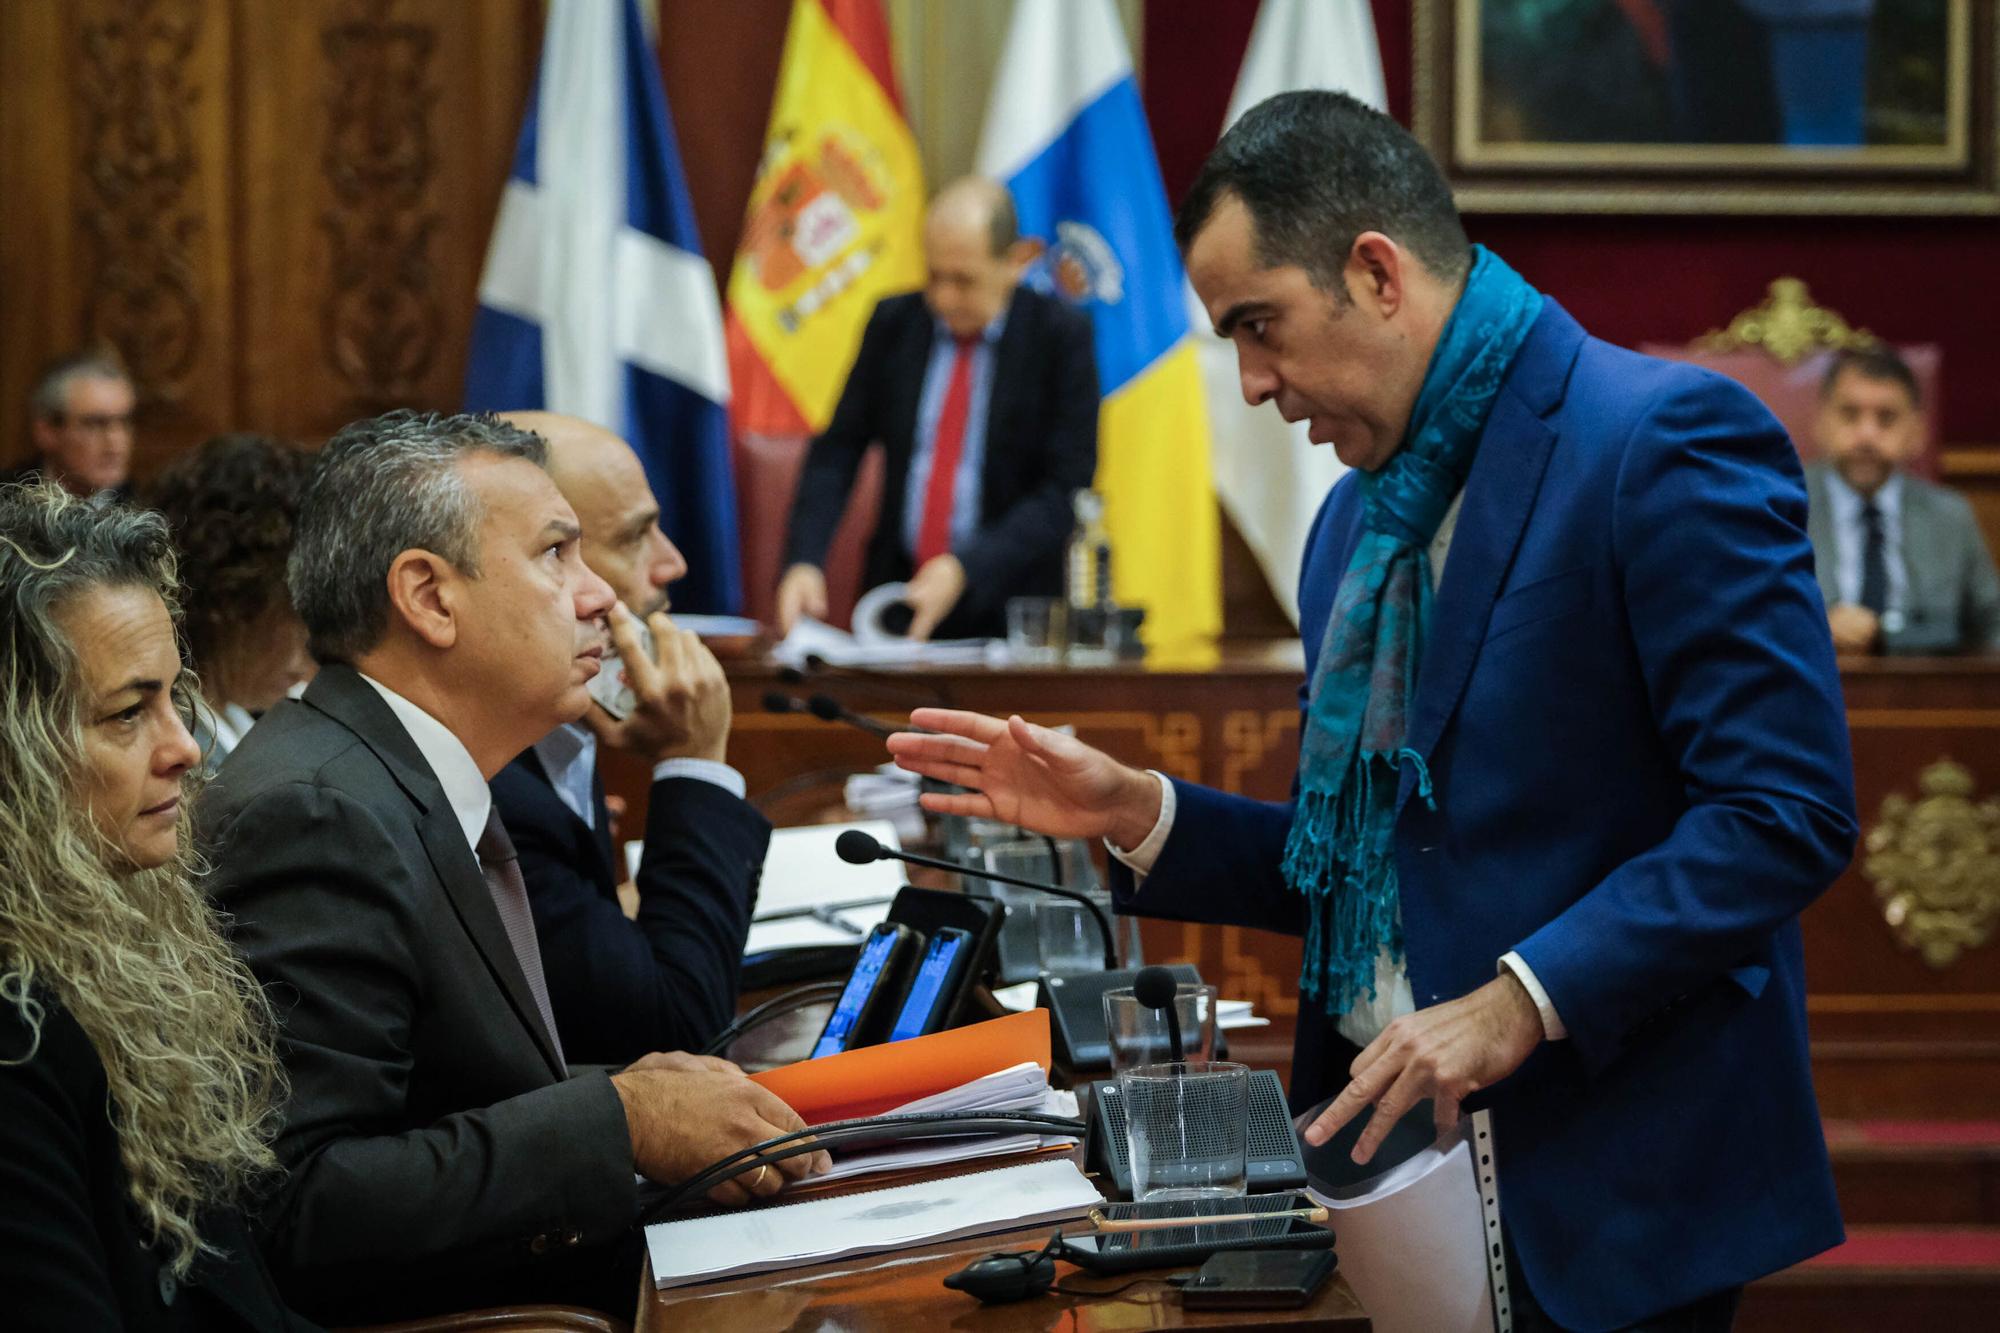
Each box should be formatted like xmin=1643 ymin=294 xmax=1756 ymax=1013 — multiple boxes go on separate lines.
xmin=976 ymin=0 xmax=1221 ymax=649
xmin=465 ymin=0 xmax=739 ymax=612
xmin=725 ymin=0 xmax=926 ymax=438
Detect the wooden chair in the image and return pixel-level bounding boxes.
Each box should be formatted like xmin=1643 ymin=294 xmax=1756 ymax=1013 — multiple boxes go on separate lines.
xmin=1640 ymin=278 xmax=1943 ymax=481
xmin=732 ymin=431 xmax=882 ymax=630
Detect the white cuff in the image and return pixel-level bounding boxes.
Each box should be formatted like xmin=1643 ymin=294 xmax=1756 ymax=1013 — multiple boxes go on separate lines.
xmin=1498 ymin=951 xmax=1567 ymax=1041
xmin=1104 ymin=771 xmax=1175 ymax=879
xmin=651 ymin=757 xmax=747 ymax=799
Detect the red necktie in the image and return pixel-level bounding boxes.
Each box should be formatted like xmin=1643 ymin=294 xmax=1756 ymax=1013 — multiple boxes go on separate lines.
xmin=915 ymin=337 xmax=977 ymax=566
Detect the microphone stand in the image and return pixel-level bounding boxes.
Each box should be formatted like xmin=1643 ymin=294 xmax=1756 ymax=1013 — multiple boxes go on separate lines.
xmin=845 ymin=836 xmax=1117 ymax=971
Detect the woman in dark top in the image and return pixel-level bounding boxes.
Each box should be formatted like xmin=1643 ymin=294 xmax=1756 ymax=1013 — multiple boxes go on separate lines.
xmin=0 ymin=481 xmax=316 ymax=1330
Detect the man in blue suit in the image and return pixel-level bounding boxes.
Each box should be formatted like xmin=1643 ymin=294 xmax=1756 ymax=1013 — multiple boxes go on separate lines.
xmin=889 ymin=92 xmax=1855 ymax=1331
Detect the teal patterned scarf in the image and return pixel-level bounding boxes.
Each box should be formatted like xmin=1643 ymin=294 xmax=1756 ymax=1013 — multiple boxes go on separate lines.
xmin=1282 ymin=246 xmax=1543 ymax=1016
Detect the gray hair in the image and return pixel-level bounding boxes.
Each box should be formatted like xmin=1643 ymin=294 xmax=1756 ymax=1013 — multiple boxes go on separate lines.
xmin=287 ymin=409 xmax=548 ymax=663
xmin=30 ymin=350 xmax=133 ymax=422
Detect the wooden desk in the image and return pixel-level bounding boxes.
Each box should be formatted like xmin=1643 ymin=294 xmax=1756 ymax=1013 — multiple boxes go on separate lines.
xmin=633 ymin=1157 xmax=1368 ymax=1332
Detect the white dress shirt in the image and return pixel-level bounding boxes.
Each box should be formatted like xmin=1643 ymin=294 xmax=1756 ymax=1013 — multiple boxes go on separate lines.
xmin=528 ymin=723 xmax=746 ymax=831
xmin=1109 ymin=490 xmax=1569 ymax=1045
xmin=358 ymin=674 xmax=491 ymax=853
xmin=190 ymin=696 xmax=259 ymax=770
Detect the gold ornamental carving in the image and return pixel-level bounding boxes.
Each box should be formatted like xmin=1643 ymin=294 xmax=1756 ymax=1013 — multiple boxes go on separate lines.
xmin=1863 ymin=758 xmax=2000 ymax=969
xmin=1694 ymin=278 xmax=1877 ymax=367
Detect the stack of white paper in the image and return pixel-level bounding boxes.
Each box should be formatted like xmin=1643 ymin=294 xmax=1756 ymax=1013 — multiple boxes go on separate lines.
xmin=1306 ymin=1117 xmax=1500 ymax=1333
xmin=738 ymin=821 xmax=905 ymax=954
xmin=811 ymin=1061 xmax=1080 ymax=1184
xmin=645 ymin=1156 xmax=1101 ymax=1289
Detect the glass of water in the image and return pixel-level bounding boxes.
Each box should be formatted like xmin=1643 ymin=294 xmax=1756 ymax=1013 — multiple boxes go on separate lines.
xmin=1116 ymin=1060 xmax=1250 ymax=1202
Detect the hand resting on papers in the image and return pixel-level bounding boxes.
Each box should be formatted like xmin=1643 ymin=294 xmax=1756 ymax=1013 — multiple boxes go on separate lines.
xmin=612 ymin=1051 xmax=830 ymax=1206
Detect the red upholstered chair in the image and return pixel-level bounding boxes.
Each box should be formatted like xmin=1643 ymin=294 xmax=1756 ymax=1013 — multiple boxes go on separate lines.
xmin=1641 ymin=278 xmax=1942 ymax=482
xmin=732 ymin=432 xmax=882 ymax=630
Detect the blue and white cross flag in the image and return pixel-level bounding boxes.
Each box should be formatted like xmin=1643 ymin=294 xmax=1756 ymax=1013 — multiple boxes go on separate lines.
xmin=465 ymin=0 xmax=740 ymax=612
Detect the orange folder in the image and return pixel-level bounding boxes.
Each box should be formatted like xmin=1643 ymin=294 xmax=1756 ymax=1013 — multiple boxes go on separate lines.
xmin=751 ymin=1009 xmax=1051 ymax=1125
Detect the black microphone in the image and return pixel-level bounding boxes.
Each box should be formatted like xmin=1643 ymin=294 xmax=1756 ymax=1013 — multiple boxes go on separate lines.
xmin=801 ymin=653 xmax=944 ymax=706
xmin=761 ymin=690 xmax=810 ymax=717
xmin=807 ymin=693 xmax=898 ymax=740
xmin=1134 ymin=965 xmax=1184 ymax=1061
xmin=836 ymin=830 xmax=1117 ymax=970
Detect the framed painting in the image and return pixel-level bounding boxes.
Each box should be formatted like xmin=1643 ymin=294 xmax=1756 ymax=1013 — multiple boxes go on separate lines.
xmin=1414 ymin=0 xmax=1999 ymax=213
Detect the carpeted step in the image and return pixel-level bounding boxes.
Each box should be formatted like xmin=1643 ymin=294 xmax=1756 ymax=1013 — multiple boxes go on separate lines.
xmin=1738 ymin=1225 xmax=2000 ymax=1333
xmin=1824 ymin=1119 xmax=2000 ymax=1226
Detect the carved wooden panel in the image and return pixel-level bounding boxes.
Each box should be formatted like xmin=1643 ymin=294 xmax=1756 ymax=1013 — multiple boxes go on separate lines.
xmin=234 ymin=0 xmax=534 ymax=444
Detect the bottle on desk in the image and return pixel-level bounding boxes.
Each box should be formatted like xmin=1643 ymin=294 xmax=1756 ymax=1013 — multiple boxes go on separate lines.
xmin=1066 ymin=489 xmax=1116 ymax=665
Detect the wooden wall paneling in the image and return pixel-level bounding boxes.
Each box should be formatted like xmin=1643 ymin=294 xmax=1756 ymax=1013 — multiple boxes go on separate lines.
xmin=233 ymin=0 xmax=537 ymax=447
xmin=0 ymin=1 xmax=82 ymax=465
xmin=2 ymin=0 xmax=236 ymax=475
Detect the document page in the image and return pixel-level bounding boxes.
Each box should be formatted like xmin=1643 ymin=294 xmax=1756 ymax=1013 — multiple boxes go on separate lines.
xmin=645 ymin=1156 xmax=1100 ymax=1288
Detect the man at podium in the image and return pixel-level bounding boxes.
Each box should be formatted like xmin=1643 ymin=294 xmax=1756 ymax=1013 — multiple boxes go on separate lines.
xmin=774 ymin=177 xmax=1097 ymax=641
xmin=890 ymin=92 xmax=1855 ymax=1332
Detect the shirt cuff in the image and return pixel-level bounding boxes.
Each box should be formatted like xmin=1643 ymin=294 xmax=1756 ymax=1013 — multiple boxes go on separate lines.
xmin=651 ymin=757 xmax=747 ymax=799
xmin=1498 ymin=951 xmax=1567 ymax=1041
xmin=1104 ymin=771 xmax=1175 ymax=879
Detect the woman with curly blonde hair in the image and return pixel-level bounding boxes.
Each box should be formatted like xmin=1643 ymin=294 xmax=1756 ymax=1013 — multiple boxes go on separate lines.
xmin=0 ymin=481 xmax=316 ymax=1330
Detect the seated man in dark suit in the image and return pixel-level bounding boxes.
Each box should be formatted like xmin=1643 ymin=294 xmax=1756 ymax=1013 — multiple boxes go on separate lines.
xmin=2 ymin=350 xmax=137 ymax=502
xmin=774 ymin=176 xmax=1098 ymax=640
xmin=1805 ymin=345 xmax=2000 ymax=654
xmin=491 ymin=411 xmax=768 ymax=1065
xmin=200 ymin=410 xmax=823 ymax=1325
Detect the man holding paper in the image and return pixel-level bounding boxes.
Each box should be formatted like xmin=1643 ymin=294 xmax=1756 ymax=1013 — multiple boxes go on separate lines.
xmin=889 ymin=93 xmax=1854 ymax=1332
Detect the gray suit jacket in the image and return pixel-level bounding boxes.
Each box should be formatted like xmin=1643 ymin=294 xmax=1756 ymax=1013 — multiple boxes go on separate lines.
xmin=1804 ymin=462 xmax=2000 ymax=654
xmin=199 ymin=665 xmax=639 ymax=1325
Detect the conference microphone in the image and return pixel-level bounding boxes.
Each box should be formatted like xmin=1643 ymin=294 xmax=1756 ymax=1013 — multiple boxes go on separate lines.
xmin=1133 ymin=965 xmax=1185 ymax=1061
xmin=801 ymin=653 xmax=945 ymax=706
xmin=761 ymin=690 xmax=810 ymax=717
xmin=807 ymin=693 xmax=898 ymax=740
xmin=835 ymin=829 xmax=1117 ymax=970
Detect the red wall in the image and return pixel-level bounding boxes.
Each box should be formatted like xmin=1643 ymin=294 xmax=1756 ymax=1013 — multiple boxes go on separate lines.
xmin=1143 ymin=0 xmax=2000 ymax=445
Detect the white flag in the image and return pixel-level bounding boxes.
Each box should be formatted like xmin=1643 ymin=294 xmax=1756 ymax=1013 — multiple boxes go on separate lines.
xmin=1193 ymin=0 xmax=1387 ymax=625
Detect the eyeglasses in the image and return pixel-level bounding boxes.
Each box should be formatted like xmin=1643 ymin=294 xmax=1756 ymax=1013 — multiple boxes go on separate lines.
xmin=60 ymin=413 xmax=135 ymax=435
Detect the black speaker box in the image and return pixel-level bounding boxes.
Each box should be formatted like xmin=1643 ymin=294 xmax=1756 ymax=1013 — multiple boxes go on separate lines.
xmin=1086 ymin=1069 xmax=1307 ymax=1200
xmin=1037 ymin=964 xmax=1222 ymax=1072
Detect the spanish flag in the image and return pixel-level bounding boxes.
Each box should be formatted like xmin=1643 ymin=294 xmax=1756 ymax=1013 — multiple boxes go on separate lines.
xmin=976 ymin=0 xmax=1222 ymax=650
xmin=724 ymin=0 xmax=926 ymax=438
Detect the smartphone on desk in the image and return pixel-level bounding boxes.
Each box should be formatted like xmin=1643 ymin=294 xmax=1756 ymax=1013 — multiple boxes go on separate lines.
xmin=809 ymin=922 xmax=922 ymax=1060
xmin=886 ymin=926 xmax=976 ymax=1043
xmin=1056 ymin=1193 xmax=1334 ymax=1275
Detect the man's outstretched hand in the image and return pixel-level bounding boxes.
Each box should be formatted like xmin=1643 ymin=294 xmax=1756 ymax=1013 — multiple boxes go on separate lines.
xmin=885 ymin=708 xmax=1163 ymax=851
xmin=1302 ymin=971 xmax=1545 ymax=1163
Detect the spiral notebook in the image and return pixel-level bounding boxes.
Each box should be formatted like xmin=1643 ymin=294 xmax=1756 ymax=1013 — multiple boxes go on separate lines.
xmin=643 ymin=1156 xmax=1100 ymax=1289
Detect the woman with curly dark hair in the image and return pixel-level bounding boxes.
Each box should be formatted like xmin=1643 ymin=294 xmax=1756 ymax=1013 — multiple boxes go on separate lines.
xmin=144 ymin=434 xmax=317 ymax=770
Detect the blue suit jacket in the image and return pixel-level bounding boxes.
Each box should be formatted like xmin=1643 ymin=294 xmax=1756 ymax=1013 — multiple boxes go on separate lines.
xmin=1113 ymin=301 xmax=1854 ymax=1330
xmin=490 ymin=753 xmax=770 ymax=1066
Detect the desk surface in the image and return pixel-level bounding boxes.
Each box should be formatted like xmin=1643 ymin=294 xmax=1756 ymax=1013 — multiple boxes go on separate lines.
xmin=634 ymin=1159 xmax=1368 ymax=1332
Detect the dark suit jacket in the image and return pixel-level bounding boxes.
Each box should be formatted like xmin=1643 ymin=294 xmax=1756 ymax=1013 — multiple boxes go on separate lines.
xmin=200 ymin=666 xmax=640 ymax=1325
xmin=0 ymin=996 xmax=318 ymax=1332
xmin=1804 ymin=461 xmax=2000 ymax=653
xmin=1112 ymin=301 xmax=1855 ymax=1330
xmin=781 ymin=286 xmax=1098 ymax=637
xmin=490 ymin=747 xmax=770 ymax=1065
